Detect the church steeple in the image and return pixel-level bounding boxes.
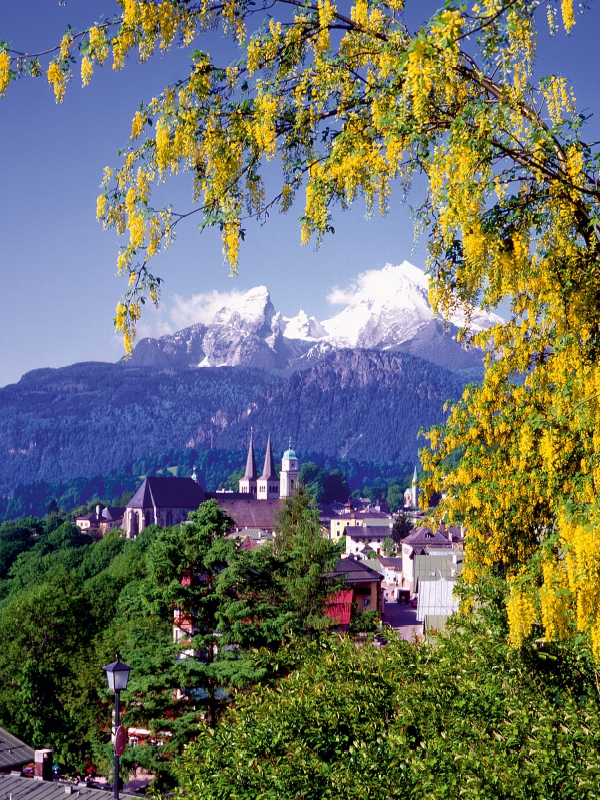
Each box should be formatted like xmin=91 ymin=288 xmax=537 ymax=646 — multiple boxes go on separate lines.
xmin=239 ymin=429 xmax=258 ymax=496
xmin=257 ymin=434 xmax=280 ymax=500
xmin=261 ymin=434 xmax=276 ymax=480
xmin=411 ymin=465 xmax=419 ymax=508
xmin=280 ymin=439 xmax=300 ymax=498
xmin=244 ymin=430 xmax=257 ymax=479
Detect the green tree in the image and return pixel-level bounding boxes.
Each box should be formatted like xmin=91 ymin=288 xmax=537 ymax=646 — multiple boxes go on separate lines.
xmin=176 ymin=623 xmax=600 ymax=800
xmin=0 ymin=520 xmax=35 ymax=580
xmin=386 ymin=482 xmax=406 ymax=513
xmin=391 ymin=514 xmax=413 ymax=546
xmin=217 ymin=487 xmax=342 ymax=655
xmin=0 ymin=574 xmax=96 ymax=771
xmin=140 ymin=501 xmax=235 ymax=725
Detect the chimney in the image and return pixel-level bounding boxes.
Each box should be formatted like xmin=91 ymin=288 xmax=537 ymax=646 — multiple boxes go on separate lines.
xmin=96 ymin=504 xmax=102 ymax=517
xmin=34 ymin=749 xmax=53 ymax=781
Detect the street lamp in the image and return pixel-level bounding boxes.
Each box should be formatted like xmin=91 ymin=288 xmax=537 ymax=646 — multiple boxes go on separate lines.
xmin=102 ymin=655 xmax=133 ymax=800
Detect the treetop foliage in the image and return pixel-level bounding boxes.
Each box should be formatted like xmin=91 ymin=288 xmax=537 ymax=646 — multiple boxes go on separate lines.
xmin=0 ymin=495 xmax=343 ymax=783
xmin=176 ymin=622 xmax=600 ymax=800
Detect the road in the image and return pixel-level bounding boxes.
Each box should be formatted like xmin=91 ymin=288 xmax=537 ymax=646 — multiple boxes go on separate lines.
xmin=382 ymin=601 xmax=423 ymax=641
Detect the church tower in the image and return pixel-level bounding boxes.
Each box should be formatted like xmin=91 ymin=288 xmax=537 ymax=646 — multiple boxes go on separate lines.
xmin=280 ymin=439 xmax=300 ymax=498
xmin=238 ymin=432 xmax=258 ymax=497
xmin=257 ymin=435 xmax=280 ymax=499
xmin=411 ymin=465 xmax=419 ymax=508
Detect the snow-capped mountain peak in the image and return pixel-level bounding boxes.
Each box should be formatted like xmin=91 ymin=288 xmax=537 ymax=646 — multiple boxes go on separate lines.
xmin=283 ymin=310 xmax=327 ymax=341
xmin=321 ymin=261 xmax=433 ymax=349
xmin=127 ymin=261 xmax=504 ymax=374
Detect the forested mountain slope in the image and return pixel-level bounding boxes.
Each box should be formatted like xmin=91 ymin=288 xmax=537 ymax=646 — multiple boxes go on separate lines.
xmin=0 ymin=350 xmax=464 ymax=495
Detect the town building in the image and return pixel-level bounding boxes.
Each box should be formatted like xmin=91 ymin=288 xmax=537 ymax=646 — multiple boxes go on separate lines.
xmin=0 ymin=726 xmax=34 ymax=774
xmin=256 ymin=435 xmax=280 ymax=499
xmin=328 ymin=510 xmax=391 ymax=542
xmin=123 ymin=477 xmax=206 ymax=537
xmin=416 ymin=577 xmax=460 ymax=633
xmin=343 ymin=523 xmax=393 ymax=557
xmin=400 ymin=525 xmax=463 ymax=593
xmin=122 ymin=437 xmax=300 ymax=538
xmin=238 ymin=433 xmax=258 ymax=497
xmin=324 ymin=555 xmax=384 ymax=629
xmin=279 ymin=442 xmax=299 ymax=498
xmin=75 ymin=505 xmax=125 ymax=536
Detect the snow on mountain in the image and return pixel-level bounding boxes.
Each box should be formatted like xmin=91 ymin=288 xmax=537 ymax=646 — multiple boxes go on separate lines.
xmin=319 ymin=261 xmax=503 ymax=351
xmin=283 ymin=310 xmax=328 ymax=341
xmin=127 ymin=261 xmax=504 ymax=372
xmin=321 ymin=262 xmax=433 ymax=349
xmin=200 ymin=286 xmax=279 ymax=368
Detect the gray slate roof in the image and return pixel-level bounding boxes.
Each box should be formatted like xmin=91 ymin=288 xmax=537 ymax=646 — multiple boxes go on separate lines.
xmin=379 ymin=557 xmax=403 ymax=569
xmin=127 ymin=477 xmax=205 ymax=510
xmin=76 ymin=508 xmax=125 ymax=524
xmin=0 ymin=775 xmax=134 ymax=800
xmin=329 ymin=558 xmax=383 ymax=584
xmin=0 ymin=726 xmax=33 ymax=769
xmin=359 ymin=518 xmax=393 ymax=527
xmin=401 ymin=526 xmax=453 ymax=548
xmin=344 ymin=525 xmax=392 ymax=540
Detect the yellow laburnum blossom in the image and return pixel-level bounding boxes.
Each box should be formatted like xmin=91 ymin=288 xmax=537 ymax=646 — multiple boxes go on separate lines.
xmin=47 ymin=61 xmax=66 ymax=103
xmin=96 ymin=194 xmax=108 ymax=220
xmin=0 ymin=52 xmax=10 ymax=97
xmin=131 ymin=111 xmax=145 ymax=140
xmin=81 ymin=56 xmax=94 ymax=87
xmin=316 ymin=0 xmax=335 ymax=54
xmin=59 ymin=32 xmax=73 ymax=59
xmin=561 ymin=0 xmax=575 ymax=33
xmin=506 ymin=583 xmax=538 ymax=649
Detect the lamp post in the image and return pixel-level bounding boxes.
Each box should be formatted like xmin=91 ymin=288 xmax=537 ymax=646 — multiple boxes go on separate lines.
xmin=102 ymin=655 xmax=133 ymax=800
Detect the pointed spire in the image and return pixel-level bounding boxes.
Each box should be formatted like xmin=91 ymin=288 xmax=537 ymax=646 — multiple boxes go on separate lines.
xmin=261 ymin=434 xmax=276 ymax=480
xmin=412 ymin=465 xmax=418 ymax=485
xmin=244 ymin=429 xmax=257 ymax=479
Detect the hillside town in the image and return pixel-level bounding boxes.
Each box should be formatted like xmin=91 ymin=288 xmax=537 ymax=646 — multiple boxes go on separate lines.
xmin=0 ymin=437 xmax=464 ymax=798
xmin=75 ymin=438 xmax=464 ymax=638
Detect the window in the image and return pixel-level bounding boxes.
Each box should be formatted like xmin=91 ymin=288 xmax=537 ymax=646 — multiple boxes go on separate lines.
xmin=166 ymin=511 xmax=173 ymax=527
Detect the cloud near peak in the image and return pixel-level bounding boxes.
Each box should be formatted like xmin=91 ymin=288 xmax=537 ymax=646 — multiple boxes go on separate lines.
xmin=136 ymin=288 xmax=248 ymax=339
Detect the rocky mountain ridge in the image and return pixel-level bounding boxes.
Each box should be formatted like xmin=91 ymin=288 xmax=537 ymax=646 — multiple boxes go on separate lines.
xmin=128 ymin=262 xmax=503 ymax=377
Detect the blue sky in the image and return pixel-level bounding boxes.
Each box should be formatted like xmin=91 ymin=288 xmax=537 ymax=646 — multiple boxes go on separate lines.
xmin=0 ymin=1 xmax=598 ymax=387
